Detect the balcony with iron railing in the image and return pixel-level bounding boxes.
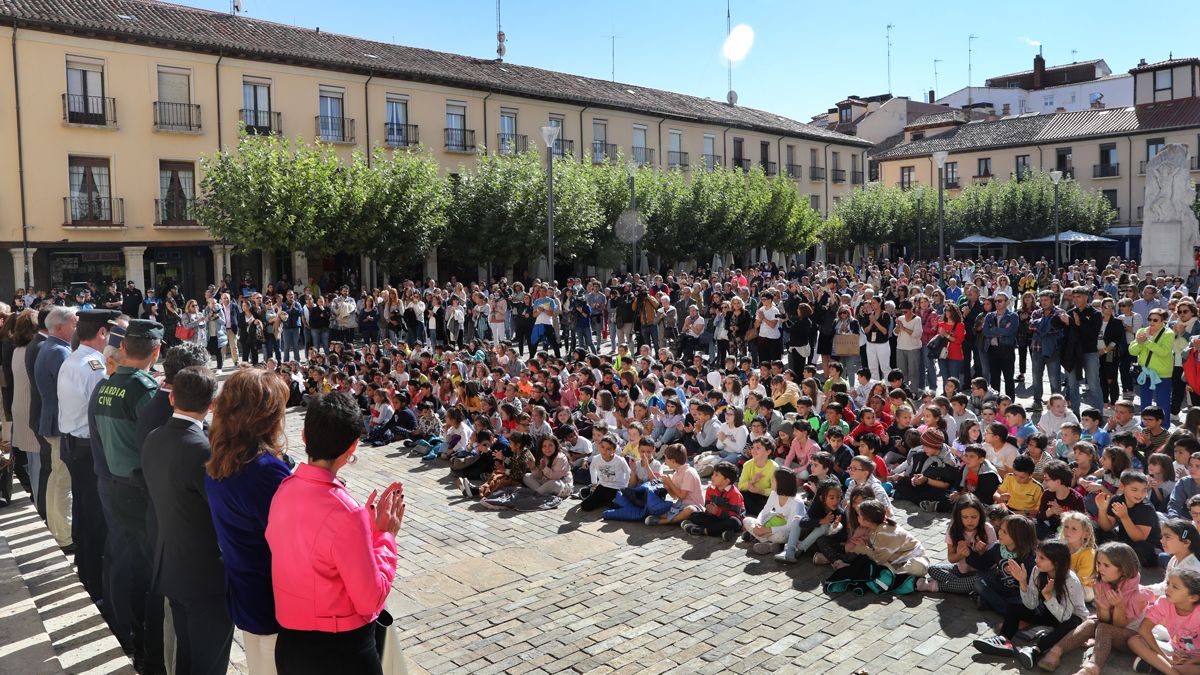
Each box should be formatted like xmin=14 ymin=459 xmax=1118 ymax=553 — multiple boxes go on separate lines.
xmin=809 ymin=166 xmax=826 ymax=181
xmin=761 ymin=161 xmax=777 ymax=176
xmin=153 ymin=102 xmax=201 ymax=132
xmin=1093 ymin=163 xmax=1119 ymax=178
xmin=154 ymin=197 xmax=199 ymax=226
xmin=944 ymin=178 xmax=961 ymax=189
xmin=1193 ymin=157 xmax=1200 ymax=171
xmin=497 ymin=132 xmax=528 ymax=155
xmin=831 ymin=169 xmax=846 ymax=183
xmin=552 ymin=139 xmax=574 ymax=157
xmin=385 ymin=123 xmax=419 ymax=148
xmin=702 ymin=154 xmax=722 ymax=170
xmin=898 ymin=180 xmax=918 ymax=190
xmin=633 ymin=146 xmax=655 ymax=166
xmin=240 ymin=109 xmax=282 ymax=135
xmin=316 ymin=116 xmax=355 ymax=144
xmin=974 ymin=174 xmax=993 ymax=183
xmin=591 ymin=142 xmax=618 ymax=163
xmin=785 ymin=164 xmax=802 ymax=179
xmin=64 ymin=196 xmax=124 ymax=227
xmin=851 ymin=171 xmax=864 ymax=184
xmin=668 ymin=151 xmax=690 ymax=168
xmin=445 ymin=128 xmax=476 ymax=153
xmin=62 ymin=94 xmax=117 ymax=127
xmin=732 ymin=157 xmax=752 ymax=171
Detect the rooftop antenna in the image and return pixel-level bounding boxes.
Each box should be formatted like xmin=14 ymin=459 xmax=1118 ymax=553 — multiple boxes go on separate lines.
xmin=1071 ymin=48 xmax=1077 ymax=63
xmin=230 ymin=0 xmax=241 ymax=13
xmin=608 ymin=34 xmax=619 ymax=81
xmin=934 ymin=58 xmax=943 ymax=100
xmin=886 ymin=24 xmax=895 ymax=94
xmin=725 ymin=0 xmax=736 ymax=105
xmin=968 ymin=34 xmax=978 ymax=107
xmin=495 ymin=0 xmax=506 ymax=61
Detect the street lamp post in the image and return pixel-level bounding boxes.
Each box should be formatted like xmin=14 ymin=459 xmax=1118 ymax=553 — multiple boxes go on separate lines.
xmin=1050 ymin=170 xmax=1063 ymax=270
xmin=932 ymin=151 xmax=948 ymax=261
xmin=541 ymin=126 xmax=561 ymax=280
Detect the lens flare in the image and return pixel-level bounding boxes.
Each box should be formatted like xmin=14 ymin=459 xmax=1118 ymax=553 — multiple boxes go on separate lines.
xmin=722 ymin=24 xmax=755 ymax=63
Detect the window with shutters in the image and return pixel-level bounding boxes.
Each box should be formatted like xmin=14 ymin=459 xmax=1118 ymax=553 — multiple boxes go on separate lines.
xmin=65 ymin=57 xmax=110 ymax=125
xmin=318 ymin=87 xmax=347 ymax=142
xmin=68 ymin=156 xmax=113 ymax=223
xmin=155 ymin=67 xmax=199 ymax=131
xmin=158 ymin=161 xmax=196 ymax=224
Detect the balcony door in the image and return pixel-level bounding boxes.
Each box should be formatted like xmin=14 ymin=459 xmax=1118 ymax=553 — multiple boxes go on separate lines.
xmin=319 ymin=91 xmax=344 ymax=140
xmin=66 ymin=59 xmax=105 ymax=124
xmin=386 ymin=97 xmax=408 ymax=145
xmin=446 ymin=103 xmax=467 ymax=151
xmin=68 ymin=156 xmax=111 ymax=222
xmin=242 ymin=80 xmax=271 ymax=131
xmin=159 ymin=161 xmax=195 ymax=223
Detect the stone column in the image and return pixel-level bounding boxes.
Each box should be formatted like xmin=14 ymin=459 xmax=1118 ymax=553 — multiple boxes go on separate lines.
xmin=10 ymin=247 xmax=35 ymax=291
xmin=292 ymin=250 xmax=308 ymax=287
xmin=261 ymin=251 xmax=274 ymax=290
xmin=222 ymin=246 xmax=233 ymax=282
xmin=210 ymin=244 xmax=226 ymax=285
xmin=359 ymin=255 xmax=370 ymax=290
xmin=122 ymin=246 xmax=147 ymax=293
xmin=423 ymin=250 xmax=438 ymax=282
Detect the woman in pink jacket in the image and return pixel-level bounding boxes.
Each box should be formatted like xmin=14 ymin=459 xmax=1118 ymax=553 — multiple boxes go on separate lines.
xmin=266 ymin=392 xmax=405 ymax=675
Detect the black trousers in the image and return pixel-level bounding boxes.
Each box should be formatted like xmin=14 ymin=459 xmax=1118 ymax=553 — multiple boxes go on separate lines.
xmin=579 ymin=485 xmax=619 ymax=511
xmin=893 ymin=480 xmax=949 ymax=505
xmin=168 ymin=595 xmax=234 ymax=675
xmin=62 ymin=435 xmax=107 ymax=603
xmin=276 ymin=622 xmax=381 ymax=675
xmin=1001 ymin=604 xmax=1084 ymax=653
xmin=743 ymin=492 xmax=768 ymax=516
xmin=97 ymin=476 xmax=134 ymax=651
xmin=35 ymin=433 xmax=50 ymax=519
xmin=687 ymin=511 xmax=741 ymax=535
xmin=988 ymin=346 xmax=1016 ymax=398
xmin=109 ymin=477 xmax=166 ymax=674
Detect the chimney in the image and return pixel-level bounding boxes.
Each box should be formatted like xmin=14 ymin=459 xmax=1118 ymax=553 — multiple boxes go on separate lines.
xmin=1138 ymin=58 xmax=1147 ymax=66
xmin=1032 ymin=51 xmax=1046 ymax=90
xmin=928 ymin=89 xmax=936 ymax=103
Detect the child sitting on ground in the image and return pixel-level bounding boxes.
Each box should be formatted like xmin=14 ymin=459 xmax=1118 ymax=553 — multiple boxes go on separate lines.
xmin=645 ymin=444 xmax=704 ymax=526
xmin=972 ymin=513 xmax=1038 ymax=615
xmin=1126 ymin=567 xmax=1200 ymax=675
xmin=917 ymin=494 xmax=995 ymax=594
xmin=824 ymin=499 xmax=928 ymax=593
xmin=781 ymin=422 xmax=819 ymax=474
xmin=994 ymin=454 xmax=1044 ymax=518
xmin=522 ymin=435 xmax=573 ymax=497
xmin=1096 ymin=470 xmax=1162 ymax=567
xmin=580 ymin=435 xmax=631 ymax=511
xmin=776 ymin=479 xmax=842 ymax=564
xmin=738 ymin=438 xmax=778 ymax=515
xmin=459 ymin=431 xmax=534 ymax=499
xmin=740 ymin=467 xmax=805 ymax=555
xmin=1060 ymin=511 xmax=1097 ymax=603
xmin=682 ymin=462 xmax=745 ymax=541
xmin=813 ymin=485 xmax=873 ymax=568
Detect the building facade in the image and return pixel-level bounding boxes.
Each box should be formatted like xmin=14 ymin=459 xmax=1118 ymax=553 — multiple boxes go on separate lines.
xmin=937 ymin=56 xmax=1133 ymax=115
xmin=873 ymin=58 xmax=1200 ymax=239
xmin=0 ymin=0 xmax=870 ymax=299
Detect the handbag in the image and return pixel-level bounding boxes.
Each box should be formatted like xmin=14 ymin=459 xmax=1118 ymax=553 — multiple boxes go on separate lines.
xmin=925 ymin=334 xmax=948 ymax=360
xmin=174 ymin=325 xmax=196 ymax=340
xmin=373 ymin=609 xmax=410 ymax=675
xmin=744 ymin=326 xmax=758 ymax=341
xmin=833 ymin=333 xmax=859 ymax=357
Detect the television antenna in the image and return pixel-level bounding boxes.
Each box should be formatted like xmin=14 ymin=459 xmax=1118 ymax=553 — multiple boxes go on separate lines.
xmin=968 ymin=34 xmax=979 ymax=106
xmin=886 ymin=24 xmax=895 ymax=94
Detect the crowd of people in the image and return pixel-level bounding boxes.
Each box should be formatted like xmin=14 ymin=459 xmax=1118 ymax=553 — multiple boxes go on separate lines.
xmin=3 ymin=254 xmax=1200 ymax=674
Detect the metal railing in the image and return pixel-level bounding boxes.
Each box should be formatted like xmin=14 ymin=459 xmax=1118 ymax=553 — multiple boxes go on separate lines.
xmin=1093 ymin=163 xmax=1119 ymax=178
xmin=155 ymin=197 xmax=196 ymax=225
xmin=63 ymin=94 xmax=117 ymax=126
xmin=702 ymin=154 xmax=722 ymax=170
xmin=240 ymin=109 xmax=282 ymax=135
xmin=153 ymin=101 xmax=201 ymax=131
xmin=316 ymin=115 xmax=355 ymax=143
xmin=591 ymin=142 xmax=618 ymax=162
xmin=762 ymin=161 xmax=777 ymax=176
xmin=1193 ymin=157 xmax=1200 ymax=171
xmin=385 ymin=123 xmax=419 ymax=147
xmin=552 ymin=139 xmax=574 ymax=157
xmin=944 ymin=178 xmax=961 ymax=189
xmin=496 ymin=132 xmax=528 ymax=155
xmin=898 ymin=180 xmax=918 ymax=189
xmin=632 ymin=146 xmax=655 ymax=166
xmin=732 ymin=157 xmax=752 ymax=170
xmin=851 ymin=170 xmax=864 ymax=184
xmin=786 ymin=164 xmax=802 ymax=179
xmin=444 ymin=128 xmax=476 ymax=153
xmin=831 ymin=168 xmax=846 ymax=183
xmin=668 ymin=151 xmax=690 ymax=168
xmin=64 ymin=196 xmax=123 ymax=226
xmin=809 ymin=166 xmax=826 ymax=181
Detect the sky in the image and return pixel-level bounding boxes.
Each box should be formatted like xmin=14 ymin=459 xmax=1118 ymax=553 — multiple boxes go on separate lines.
xmin=189 ymin=0 xmax=1197 ymax=123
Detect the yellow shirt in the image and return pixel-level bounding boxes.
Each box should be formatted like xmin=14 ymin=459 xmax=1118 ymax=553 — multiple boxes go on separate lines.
xmin=1070 ymin=546 xmax=1096 ymax=587
xmin=622 ymin=441 xmax=640 ymax=460
xmin=998 ymin=474 xmax=1043 ymax=512
xmin=739 ymin=459 xmax=778 ymax=496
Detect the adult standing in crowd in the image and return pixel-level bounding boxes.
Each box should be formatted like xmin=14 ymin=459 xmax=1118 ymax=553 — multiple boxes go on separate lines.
xmin=143 ymin=366 xmax=232 ymax=675
xmin=121 ymin=281 xmax=144 ymax=319
xmin=279 ymin=290 xmax=304 ymax=363
xmin=1061 ymin=286 xmax=1103 ymax=415
xmin=9 ymin=311 xmax=38 ymax=508
xmin=25 ymin=308 xmax=51 ymax=521
xmin=981 ymin=292 xmax=1019 ymax=398
xmin=219 ymin=291 xmax=240 ymax=366
xmin=267 ymin=392 xmax=403 ymax=675
xmin=33 ymin=305 xmax=77 ymax=551
xmin=205 ymin=368 xmax=292 ymax=675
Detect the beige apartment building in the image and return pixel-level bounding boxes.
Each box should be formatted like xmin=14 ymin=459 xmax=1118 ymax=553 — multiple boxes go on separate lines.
xmin=872 ymin=58 xmax=1200 ymax=239
xmin=0 ymin=0 xmax=869 ymax=299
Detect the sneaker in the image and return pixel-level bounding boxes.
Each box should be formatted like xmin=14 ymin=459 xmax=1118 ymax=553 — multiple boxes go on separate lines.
xmin=812 ymin=552 xmax=830 ymax=565
xmin=774 ymin=550 xmax=797 ymax=564
xmin=644 ymin=516 xmax=659 ymax=526
xmin=421 ymin=450 xmax=438 ymax=461
xmin=972 ymin=635 xmax=1016 ymax=658
xmin=752 ymin=542 xmax=777 ymax=555
xmin=915 ymin=577 xmax=938 ymax=593
xmin=721 ymin=530 xmax=740 ymax=542
xmin=1133 ymin=658 xmax=1156 ymax=674
xmin=1017 ymin=627 xmax=1052 ymax=642
xmin=919 ymin=500 xmax=941 ymax=513
xmin=740 ymin=532 xmax=756 ymax=544
xmin=681 ymin=522 xmax=700 ymax=535
xmin=1016 ymin=647 xmax=1038 ymax=670
xmin=457 ymin=477 xmax=472 ymax=497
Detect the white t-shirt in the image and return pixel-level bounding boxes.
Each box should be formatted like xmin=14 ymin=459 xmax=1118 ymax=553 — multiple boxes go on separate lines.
xmin=757 ymin=305 xmax=781 ymax=339
xmin=988 ymin=442 xmax=1019 ymax=471
xmin=895 ymin=314 xmax=923 ymax=351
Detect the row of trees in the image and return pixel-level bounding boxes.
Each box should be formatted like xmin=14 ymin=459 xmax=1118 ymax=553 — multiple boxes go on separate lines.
xmin=199 ymin=132 xmax=1128 ymax=275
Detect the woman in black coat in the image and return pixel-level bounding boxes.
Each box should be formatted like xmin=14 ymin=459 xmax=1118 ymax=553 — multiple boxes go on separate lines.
xmin=1098 ymin=298 xmax=1127 ymax=406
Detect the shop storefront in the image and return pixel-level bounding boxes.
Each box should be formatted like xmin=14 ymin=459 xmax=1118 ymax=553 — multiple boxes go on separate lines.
xmin=145 ymin=245 xmax=213 ymax=299
xmin=48 ymin=249 xmax=124 ymax=290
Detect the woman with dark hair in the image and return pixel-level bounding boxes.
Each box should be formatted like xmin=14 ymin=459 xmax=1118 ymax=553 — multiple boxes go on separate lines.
xmin=9 ymin=310 xmax=39 ymax=506
xmin=204 ymin=368 xmax=292 ymax=674
xmin=267 ymin=391 xmax=402 ymax=675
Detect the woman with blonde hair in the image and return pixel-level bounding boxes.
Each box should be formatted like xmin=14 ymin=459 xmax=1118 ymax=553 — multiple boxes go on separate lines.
xmin=204 ymin=368 xmax=292 ymax=674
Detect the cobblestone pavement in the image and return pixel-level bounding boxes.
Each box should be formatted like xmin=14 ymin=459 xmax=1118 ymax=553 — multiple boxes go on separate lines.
xmin=287 ymin=407 xmax=1145 ymax=675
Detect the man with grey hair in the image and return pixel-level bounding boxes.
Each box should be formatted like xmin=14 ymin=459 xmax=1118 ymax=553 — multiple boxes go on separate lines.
xmin=982 ymin=292 xmax=1019 ymax=398
xmin=34 ymin=304 xmax=79 ymax=550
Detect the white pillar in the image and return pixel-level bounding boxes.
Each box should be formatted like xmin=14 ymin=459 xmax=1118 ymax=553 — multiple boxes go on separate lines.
xmin=210 ymin=244 xmax=226 ymax=285
xmin=122 ymin=246 xmax=147 ymax=294
xmin=223 ymin=246 xmax=233 ymax=283
xmin=423 ymin=250 xmax=438 ymax=282
xmin=359 ymin=255 xmax=369 ymax=289
xmin=292 ymin=250 xmax=308 ymax=287
xmin=10 ymin=247 xmax=35 ymax=291
xmin=261 ymin=251 xmax=274 ymax=290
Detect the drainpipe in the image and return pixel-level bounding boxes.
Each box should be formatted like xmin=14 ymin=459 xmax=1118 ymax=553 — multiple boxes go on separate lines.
xmin=482 ymin=92 xmax=492 ymax=155
xmin=577 ymin=106 xmax=590 ymax=163
xmin=776 ymin=135 xmax=785 ymax=177
xmin=722 ymin=127 xmax=731 ymax=165
xmin=657 ymin=118 xmax=665 ymax=169
xmin=11 ymin=21 xmax=30 ymax=289
xmin=214 ymin=53 xmax=222 ymax=149
xmin=364 ymin=73 xmax=373 ymax=165
xmin=823 ymin=142 xmax=832 ymax=217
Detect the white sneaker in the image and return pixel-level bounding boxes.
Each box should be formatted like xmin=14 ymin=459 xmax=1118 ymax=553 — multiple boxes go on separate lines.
xmin=457 ymin=477 xmax=472 ymax=497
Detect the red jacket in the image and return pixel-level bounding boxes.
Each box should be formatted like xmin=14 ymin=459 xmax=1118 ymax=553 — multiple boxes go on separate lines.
xmin=704 ymin=484 xmax=746 ymax=521
xmin=847 ymin=420 xmax=888 ymax=444
xmin=938 ymin=319 xmax=967 ymax=361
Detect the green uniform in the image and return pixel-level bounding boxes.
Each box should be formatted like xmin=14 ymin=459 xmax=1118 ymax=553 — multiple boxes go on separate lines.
xmin=95 ymin=365 xmax=159 ymax=478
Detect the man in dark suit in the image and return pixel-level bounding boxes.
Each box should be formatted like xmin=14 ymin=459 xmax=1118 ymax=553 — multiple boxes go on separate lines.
xmin=141 ymin=366 xmax=231 ymax=675
xmin=25 ymin=308 xmax=50 ymax=518
xmin=136 ymin=342 xmax=210 ymax=450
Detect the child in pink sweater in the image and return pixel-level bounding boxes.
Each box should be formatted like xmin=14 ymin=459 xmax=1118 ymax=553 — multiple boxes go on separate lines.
xmin=783 ymin=423 xmax=819 ymax=474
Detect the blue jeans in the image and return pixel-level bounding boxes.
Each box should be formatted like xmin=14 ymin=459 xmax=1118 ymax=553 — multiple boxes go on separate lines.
xmin=27 ymin=450 xmax=42 ymax=507
xmin=281 ymin=326 xmax=302 ymax=362
xmin=309 ymin=328 xmax=330 ymax=353
xmin=975 ymin=575 xmax=1020 ymax=615
xmin=1065 ymin=352 xmax=1102 ymax=414
xmin=1140 ymin=374 xmax=1172 ymax=411
xmin=1030 ymin=352 xmax=1061 ymax=404
xmin=578 ymin=324 xmax=597 ymax=354
xmin=264 ymin=334 xmax=281 ymax=362
xmin=921 ymin=350 xmax=939 ymax=391
xmin=784 ymin=521 xmax=830 ymax=554
xmin=939 ymin=358 xmax=963 ymax=388
xmin=639 ymin=325 xmax=659 ymax=352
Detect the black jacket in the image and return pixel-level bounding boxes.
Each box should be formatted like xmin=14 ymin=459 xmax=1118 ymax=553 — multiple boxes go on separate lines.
xmin=142 ymin=417 xmax=226 ymax=601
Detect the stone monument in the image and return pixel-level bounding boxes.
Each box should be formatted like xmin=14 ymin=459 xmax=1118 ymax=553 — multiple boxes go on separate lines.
xmin=1141 ymin=143 xmax=1200 ymax=277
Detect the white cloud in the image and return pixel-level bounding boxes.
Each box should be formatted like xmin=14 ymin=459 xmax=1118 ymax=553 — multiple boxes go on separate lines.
xmin=1019 ymin=36 xmax=1041 ymax=48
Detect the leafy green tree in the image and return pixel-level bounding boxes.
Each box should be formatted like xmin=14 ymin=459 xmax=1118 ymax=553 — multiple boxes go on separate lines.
xmin=946 ymin=171 xmax=1115 ymax=241
xmin=349 ymin=148 xmax=448 ymax=273
xmin=834 ymin=183 xmax=912 ymax=250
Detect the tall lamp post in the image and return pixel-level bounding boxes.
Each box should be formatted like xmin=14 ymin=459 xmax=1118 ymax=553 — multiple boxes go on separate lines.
xmin=1050 ymin=170 xmax=1063 ymax=270
xmin=541 ymin=125 xmax=561 ymax=280
xmin=932 ymin=151 xmax=948 ymax=261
